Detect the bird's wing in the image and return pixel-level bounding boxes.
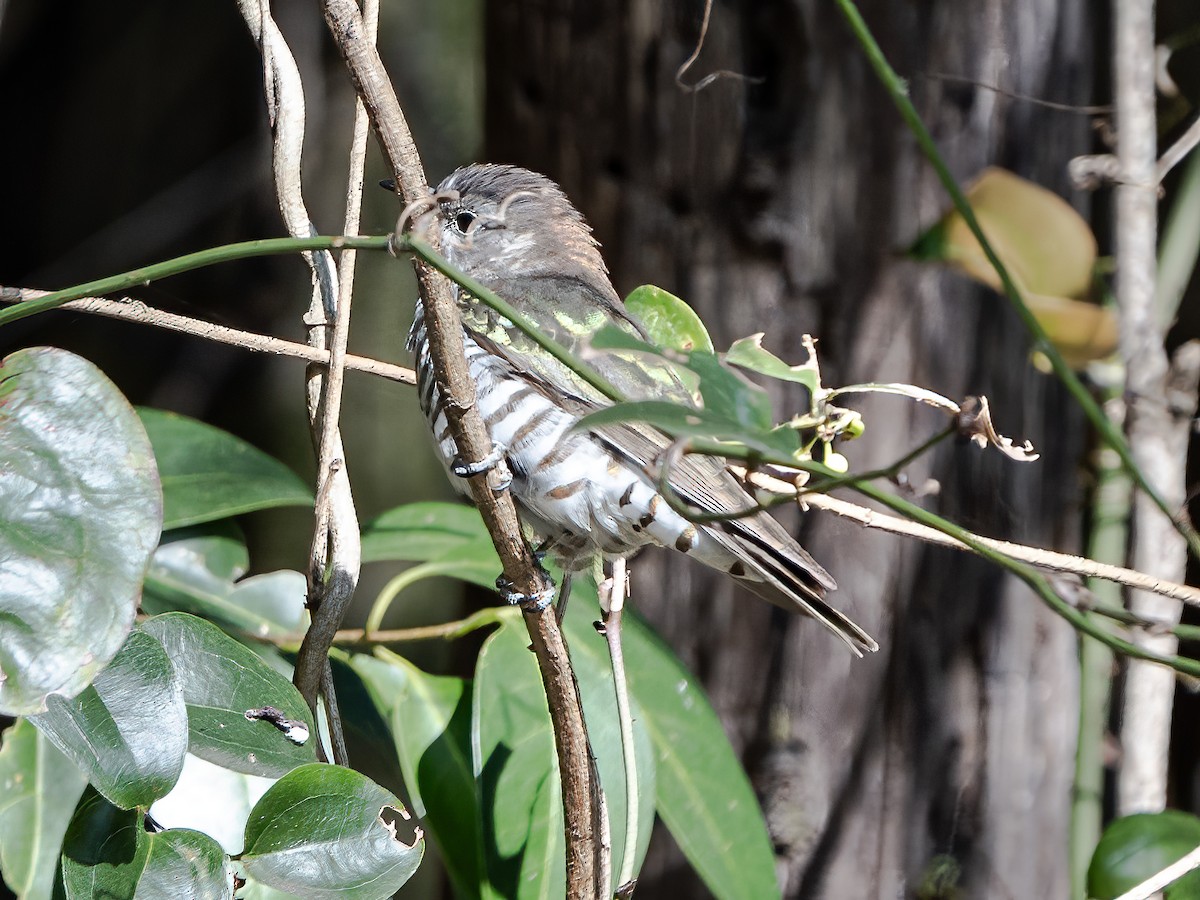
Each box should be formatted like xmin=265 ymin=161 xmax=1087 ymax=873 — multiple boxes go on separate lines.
xmin=458 ymin=280 xmax=876 ymax=653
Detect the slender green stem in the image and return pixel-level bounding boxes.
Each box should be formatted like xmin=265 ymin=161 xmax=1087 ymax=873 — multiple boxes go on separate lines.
xmin=1071 ymin=449 xmax=1126 ymax=899
xmin=831 ymin=0 xmax=1200 ymax=558
xmin=405 ymin=234 xmax=625 ymax=402
xmin=332 ymin=607 xmax=510 ymax=646
xmin=0 ymin=235 xmax=391 ymax=327
xmin=674 ymin=437 xmax=1200 ymax=677
xmin=363 ymin=560 xmax=463 ymax=634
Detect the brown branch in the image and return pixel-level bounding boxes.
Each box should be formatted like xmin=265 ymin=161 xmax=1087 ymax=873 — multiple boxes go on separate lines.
xmin=0 ymin=288 xmax=417 ymax=384
xmin=319 ymin=2 xmax=604 ymax=894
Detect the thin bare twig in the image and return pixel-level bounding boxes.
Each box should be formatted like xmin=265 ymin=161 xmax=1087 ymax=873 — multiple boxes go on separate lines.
xmin=1157 ymin=113 xmax=1200 ymax=183
xmin=238 ymin=0 xmax=359 ymax=764
xmin=674 ymin=0 xmax=763 ymax=93
xmin=730 ymin=467 xmax=1200 ymax=607
xmin=0 ymin=287 xmax=416 ymax=383
xmin=922 ymin=72 xmax=1114 ymax=115
xmin=320 ymin=2 xmax=605 ymax=894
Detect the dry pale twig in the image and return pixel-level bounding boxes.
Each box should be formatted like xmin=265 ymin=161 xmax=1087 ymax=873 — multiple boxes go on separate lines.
xmin=238 ymin=0 xmax=359 ymax=765
xmin=599 ymin=557 xmax=638 ymax=899
xmin=1114 ymin=0 xmax=1196 ymax=816
xmin=731 ymin=466 xmax=1200 ymax=607
xmin=0 ymin=288 xmax=416 ymax=384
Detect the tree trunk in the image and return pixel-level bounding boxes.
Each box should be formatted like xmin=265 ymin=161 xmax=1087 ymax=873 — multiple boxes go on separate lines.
xmin=486 ymin=1 xmax=1093 ymax=896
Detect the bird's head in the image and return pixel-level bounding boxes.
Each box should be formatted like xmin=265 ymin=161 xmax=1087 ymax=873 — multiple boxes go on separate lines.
xmin=432 ymin=164 xmax=615 ymax=299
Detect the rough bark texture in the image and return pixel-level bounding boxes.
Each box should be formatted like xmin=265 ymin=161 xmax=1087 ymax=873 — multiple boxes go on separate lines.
xmin=486 ymin=1 xmax=1092 ymax=896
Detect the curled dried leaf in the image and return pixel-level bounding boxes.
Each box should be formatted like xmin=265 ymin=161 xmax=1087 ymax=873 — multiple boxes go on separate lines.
xmin=958 ymin=396 xmax=1040 ymax=461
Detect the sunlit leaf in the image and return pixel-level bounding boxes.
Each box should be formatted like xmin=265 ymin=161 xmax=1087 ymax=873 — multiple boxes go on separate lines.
xmin=625 ymin=284 xmax=715 ymax=353
xmin=140 ymin=613 xmax=317 ymax=778
xmin=473 ymin=619 xmax=564 ymax=900
xmin=726 ymin=333 xmax=819 ymax=392
xmin=138 ymin=408 xmax=311 ymax=530
xmin=1024 ymin=292 xmax=1119 ymax=368
xmin=912 ymin=167 xmax=1097 ymax=299
xmin=351 ymin=651 xmax=484 ymax=900
xmin=142 ymin=531 xmax=307 ymax=643
xmin=0 ymin=347 xmax=160 ymax=716
xmin=0 ymin=718 xmax=88 ymax=899
xmin=241 ymin=764 xmax=423 ymax=900
xmin=31 ymin=630 xmax=187 ymax=810
xmin=623 ymin=611 xmax=781 ymax=900
xmin=909 ymin=167 xmax=1114 ymax=366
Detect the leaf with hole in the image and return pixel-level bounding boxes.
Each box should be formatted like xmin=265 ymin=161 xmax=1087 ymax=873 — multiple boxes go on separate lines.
xmin=240 ymin=763 xmax=423 ymax=899
xmin=30 ymin=630 xmax=187 ymax=810
xmin=0 ymin=347 xmax=161 ymax=716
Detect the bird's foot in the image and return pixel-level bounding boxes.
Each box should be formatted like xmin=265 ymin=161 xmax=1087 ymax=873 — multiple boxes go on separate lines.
xmin=451 ymin=441 xmax=512 ymax=491
xmin=496 ymin=565 xmax=557 ymax=612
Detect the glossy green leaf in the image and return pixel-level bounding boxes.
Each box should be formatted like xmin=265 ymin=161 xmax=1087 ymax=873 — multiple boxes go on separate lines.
xmin=0 ymin=347 xmax=161 ymax=716
xmin=1089 ymin=811 xmax=1200 ymax=899
xmin=61 ymin=788 xmax=233 ymax=900
xmin=138 ymin=408 xmax=311 ymax=530
xmin=561 ymin=589 xmax=657 ymax=882
xmin=625 ymin=284 xmax=715 ymax=353
xmin=241 ymin=763 xmax=423 ymax=899
xmin=160 ymin=522 xmax=250 ymax=581
xmin=726 ymin=334 xmax=820 ymax=392
xmin=31 ymin=630 xmax=187 ymax=810
xmin=473 ymin=618 xmax=564 ymax=900
xmin=623 ymin=611 xmax=781 ymax=900
xmin=351 ymin=650 xmax=484 ymax=900
xmin=361 ymin=502 xmax=500 ymax=568
xmin=140 ymin=613 xmax=316 ymax=777
xmin=142 ymin=531 xmax=307 ymax=643
xmin=0 ymin=718 xmax=88 ymax=899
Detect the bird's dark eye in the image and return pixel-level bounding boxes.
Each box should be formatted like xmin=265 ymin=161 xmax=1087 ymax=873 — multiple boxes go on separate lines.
xmin=453 ymin=210 xmax=477 ymax=233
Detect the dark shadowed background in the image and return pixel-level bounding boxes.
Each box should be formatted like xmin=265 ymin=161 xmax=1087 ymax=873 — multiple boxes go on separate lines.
xmin=3 ymin=1 xmax=1200 ymax=897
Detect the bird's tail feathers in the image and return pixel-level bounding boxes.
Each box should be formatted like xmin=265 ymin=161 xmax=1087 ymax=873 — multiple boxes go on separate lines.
xmin=715 ymin=522 xmax=878 ymax=656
